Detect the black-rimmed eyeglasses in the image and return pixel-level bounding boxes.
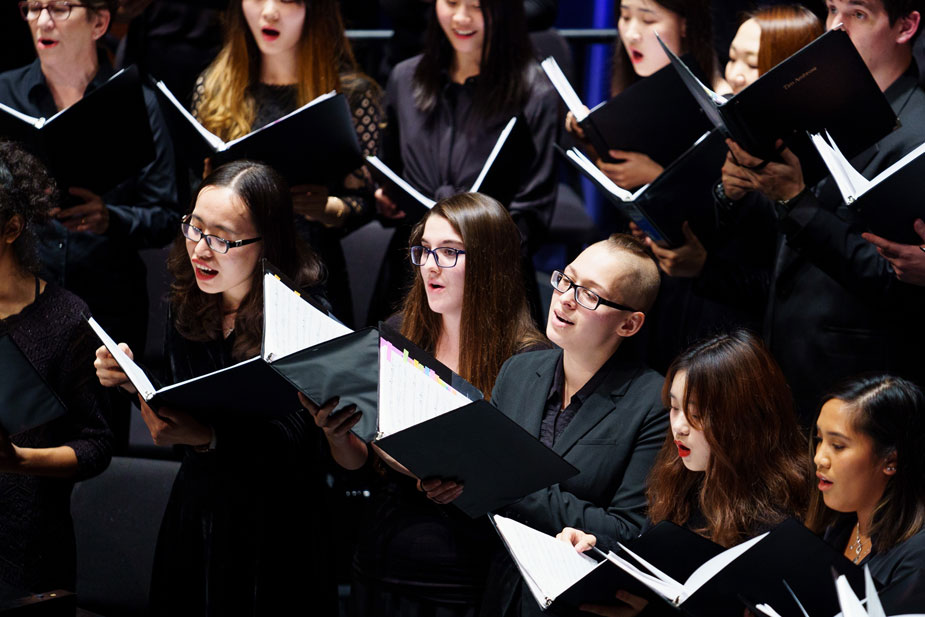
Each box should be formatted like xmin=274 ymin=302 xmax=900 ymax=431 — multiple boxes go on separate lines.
xmin=180 ymin=216 xmax=262 ymax=254
xmin=550 ymin=270 xmax=640 ymax=313
xmin=410 ymin=245 xmax=465 ymax=268
xmin=19 ymin=1 xmax=88 ymax=20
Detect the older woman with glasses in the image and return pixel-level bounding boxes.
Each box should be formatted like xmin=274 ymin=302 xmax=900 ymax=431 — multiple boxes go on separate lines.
xmin=94 ymin=160 xmax=338 ymax=615
xmin=311 ymin=191 xmax=545 ymax=616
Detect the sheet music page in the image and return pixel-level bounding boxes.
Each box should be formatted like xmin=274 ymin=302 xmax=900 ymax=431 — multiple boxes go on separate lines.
xmin=87 ymin=317 xmax=157 ymax=400
xmin=866 ymin=134 xmax=925 ymax=195
xmin=682 ymin=531 xmax=767 ymax=595
xmin=223 ymin=91 xmax=338 ymax=149
xmin=493 ymin=515 xmax=600 ymax=604
xmin=262 ymin=272 xmax=352 ymax=361
xmin=471 ymin=116 xmax=517 ymax=193
xmin=754 ymin=604 xmax=784 ymax=617
xmin=377 ymin=337 xmax=473 ymax=436
xmin=540 ymin=57 xmax=589 ymax=121
xmin=566 ymin=148 xmax=634 ymax=200
xmin=836 ymin=575 xmax=870 ymax=617
xmin=608 ymin=545 xmax=686 ymax=602
xmin=0 ymin=100 xmax=40 ymax=126
xmin=155 ymin=80 xmax=225 ymax=150
xmin=366 ymin=156 xmax=436 ymax=208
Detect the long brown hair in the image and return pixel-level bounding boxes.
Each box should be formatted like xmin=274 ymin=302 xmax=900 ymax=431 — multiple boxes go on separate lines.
xmin=194 ymin=0 xmax=364 ymax=140
xmin=748 ymin=4 xmax=823 ymax=76
xmin=806 ymin=375 xmax=925 ymax=552
xmin=647 ymin=330 xmax=809 ymax=547
xmin=611 ymin=0 xmax=718 ymax=96
xmin=399 ymin=193 xmax=545 ymax=397
xmin=168 ymin=160 xmax=323 ymax=360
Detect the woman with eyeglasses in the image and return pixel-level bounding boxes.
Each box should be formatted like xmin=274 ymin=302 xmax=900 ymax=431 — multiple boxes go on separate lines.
xmin=367 ymin=0 xmax=559 ymax=325
xmin=191 ymin=0 xmax=381 ymax=326
xmin=308 ymin=192 xmax=544 ymax=616
xmin=556 ymin=329 xmax=808 ymax=616
xmin=0 ymin=141 xmax=113 ymax=593
xmin=94 ymin=160 xmax=338 ymax=615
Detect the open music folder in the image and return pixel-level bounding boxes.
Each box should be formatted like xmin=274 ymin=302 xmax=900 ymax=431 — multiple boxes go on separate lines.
xmin=657 ymin=28 xmax=897 ymax=184
xmin=366 ymin=115 xmax=536 ymax=219
xmin=559 ymin=130 xmax=725 ymax=247
xmin=0 ymin=66 xmax=155 ymax=195
xmin=495 ymin=517 xmax=868 ymax=617
xmin=154 ymin=82 xmax=363 ymax=185
xmin=0 ymin=335 xmax=68 ymax=435
xmin=541 ymin=56 xmax=711 ymax=167
xmin=811 ymin=131 xmax=925 ymax=245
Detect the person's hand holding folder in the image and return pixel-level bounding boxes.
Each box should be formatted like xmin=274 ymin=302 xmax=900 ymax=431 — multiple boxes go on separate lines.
xmin=300 ymin=393 xmax=367 ymax=470
xmin=94 ymin=343 xmax=137 ymax=393
xmin=596 ymin=151 xmax=664 ymax=191
xmin=725 ymin=139 xmax=806 ymax=203
xmin=138 ymin=399 xmax=213 ymax=449
xmin=51 ymin=187 xmax=110 ymax=234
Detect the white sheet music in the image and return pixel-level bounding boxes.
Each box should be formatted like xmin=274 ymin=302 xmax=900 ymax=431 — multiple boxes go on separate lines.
xmin=492 ymin=514 xmax=600 ymax=607
xmin=541 ymin=57 xmax=589 ymax=121
xmin=155 ymin=80 xmax=225 ymax=150
xmin=376 ymin=338 xmax=473 ymax=437
xmin=471 ymin=116 xmax=518 ymax=193
xmin=262 ymin=272 xmax=352 ymax=361
xmin=366 ymin=156 xmax=436 ymax=208
xmin=87 ymin=317 xmax=157 ymax=400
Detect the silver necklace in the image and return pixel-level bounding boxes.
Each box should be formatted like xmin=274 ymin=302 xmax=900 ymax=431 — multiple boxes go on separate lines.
xmin=848 ymin=522 xmax=867 ymax=564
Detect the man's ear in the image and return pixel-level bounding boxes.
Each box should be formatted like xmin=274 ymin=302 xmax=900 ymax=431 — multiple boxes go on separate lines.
xmin=615 ymin=311 xmax=645 ymax=338
xmin=895 ymin=11 xmax=920 ymax=45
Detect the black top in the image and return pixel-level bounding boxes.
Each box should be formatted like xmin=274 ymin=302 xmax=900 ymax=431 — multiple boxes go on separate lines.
xmin=0 ymin=283 xmax=113 ymax=592
xmin=539 ymin=352 xmax=619 ymax=448
xmin=824 ymin=515 xmax=925 ymax=613
xmin=149 ymin=310 xmax=338 ymax=616
xmin=0 ymin=58 xmax=181 ymax=352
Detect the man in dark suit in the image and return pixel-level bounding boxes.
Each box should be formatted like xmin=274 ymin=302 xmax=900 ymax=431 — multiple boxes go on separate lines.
xmin=718 ymin=0 xmax=925 ymax=424
xmin=478 ymin=234 xmax=667 ymax=617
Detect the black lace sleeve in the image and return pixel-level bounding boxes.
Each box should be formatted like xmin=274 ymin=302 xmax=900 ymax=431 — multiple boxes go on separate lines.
xmin=336 ymin=74 xmax=384 ymax=234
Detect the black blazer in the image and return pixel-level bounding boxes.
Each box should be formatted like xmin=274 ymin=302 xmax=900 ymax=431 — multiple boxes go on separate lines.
xmin=765 ymin=70 xmax=925 ymax=422
xmin=481 ymin=348 xmax=667 ymax=617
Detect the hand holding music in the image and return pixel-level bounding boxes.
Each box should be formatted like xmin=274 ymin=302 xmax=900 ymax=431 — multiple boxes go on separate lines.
xmin=862 ymin=218 xmax=925 ymax=286
xmin=556 ymin=526 xmax=597 ymax=553
xmin=417 ymin=476 xmax=464 ymax=505
xmin=375 ymin=187 xmax=406 ymax=220
xmin=598 ymin=150 xmax=663 ymax=190
xmin=725 ymin=139 xmax=805 ymax=203
xmin=138 ymin=398 xmax=213 ymax=448
xmin=645 ymin=222 xmax=707 ymax=278
xmin=53 ymin=187 xmax=109 ymax=234
xmin=565 ymin=107 xmax=590 ymax=140
xmin=94 ymin=344 xmax=137 ymax=393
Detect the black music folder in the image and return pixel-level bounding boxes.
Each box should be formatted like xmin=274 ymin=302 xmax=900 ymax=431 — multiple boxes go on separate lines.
xmin=153 ymin=81 xmax=363 ymax=185
xmin=559 ymin=130 xmax=726 ymax=247
xmin=541 ymin=56 xmax=711 ymax=167
xmin=495 ymin=517 xmax=867 ymax=617
xmin=0 ymin=335 xmax=67 ymax=435
xmin=273 ymin=319 xmax=579 ymax=518
xmin=658 ymin=28 xmax=896 ymax=183
xmin=366 ymin=115 xmax=536 ymax=219
xmin=0 ymin=66 xmax=155 ymax=195
xmin=812 ymin=131 xmax=925 ymax=245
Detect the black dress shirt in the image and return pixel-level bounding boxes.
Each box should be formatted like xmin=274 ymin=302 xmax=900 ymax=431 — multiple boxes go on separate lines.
xmin=539 ymin=352 xmax=619 ymax=448
xmin=0 ymin=58 xmax=180 ymax=352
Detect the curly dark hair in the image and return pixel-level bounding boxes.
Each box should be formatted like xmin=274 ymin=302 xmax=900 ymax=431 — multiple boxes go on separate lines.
xmin=0 ymin=140 xmax=59 ymax=274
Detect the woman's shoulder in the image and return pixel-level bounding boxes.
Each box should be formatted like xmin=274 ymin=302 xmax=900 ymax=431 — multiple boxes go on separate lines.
xmin=390 ymin=55 xmax=425 ymax=85
xmin=36 ymin=282 xmax=91 ymax=329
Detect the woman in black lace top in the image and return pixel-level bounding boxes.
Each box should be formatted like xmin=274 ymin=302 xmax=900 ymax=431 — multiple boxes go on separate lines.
xmin=0 ymin=141 xmax=113 ymax=592
xmin=191 ymin=0 xmax=382 ymax=326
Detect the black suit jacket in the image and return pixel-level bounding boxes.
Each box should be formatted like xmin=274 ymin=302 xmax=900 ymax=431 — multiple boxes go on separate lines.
xmin=480 ymin=348 xmax=667 ymax=617
xmin=766 ymin=71 xmax=925 ymax=423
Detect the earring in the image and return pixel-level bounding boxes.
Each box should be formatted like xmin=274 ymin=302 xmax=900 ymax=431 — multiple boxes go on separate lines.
xmin=887 ymin=466 xmax=896 ymax=472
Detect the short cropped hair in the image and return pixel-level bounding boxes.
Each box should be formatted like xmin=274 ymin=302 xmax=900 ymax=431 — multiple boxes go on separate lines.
xmin=601 ymin=233 xmax=661 ymax=313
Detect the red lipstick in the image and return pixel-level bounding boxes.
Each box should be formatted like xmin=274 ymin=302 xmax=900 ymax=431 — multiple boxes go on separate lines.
xmin=675 ymin=440 xmax=691 ymax=458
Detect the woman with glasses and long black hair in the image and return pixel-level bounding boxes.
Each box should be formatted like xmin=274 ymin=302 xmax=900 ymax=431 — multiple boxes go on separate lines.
xmin=93 ymin=160 xmax=338 ymax=615
xmin=309 ymin=192 xmax=544 ymax=616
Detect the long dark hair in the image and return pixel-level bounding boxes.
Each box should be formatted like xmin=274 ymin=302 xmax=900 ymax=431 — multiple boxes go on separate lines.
xmin=0 ymin=141 xmax=58 ymax=275
xmin=611 ymin=0 xmax=718 ymax=95
xmin=647 ymin=330 xmax=809 ymax=547
xmin=168 ymin=160 xmax=323 ymax=360
xmin=400 ymin=192 xmax=545 ymax=397
xmin=412 ymin=0 xmax=536 ymax=124
xmin=806 ymin=375 xmax=925 ymax=552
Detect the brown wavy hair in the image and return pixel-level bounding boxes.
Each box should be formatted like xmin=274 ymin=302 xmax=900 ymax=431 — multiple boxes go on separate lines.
xmin=611 ymin=0 xmax=719 ymax=95
xmin=747 ymin=5 xmax=823 ymax=76
xmin=194 ymin=0 xmax=367 ymax=140
xmin=646 ymin=329 xmax=809 ymax=547
xmin=806 ymin=375 xmax=925 ymax=552
xmin=168 ymin=160 xmax=322 ymax=360
xmin=399 ymin=193 xmax=545 ymax=397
